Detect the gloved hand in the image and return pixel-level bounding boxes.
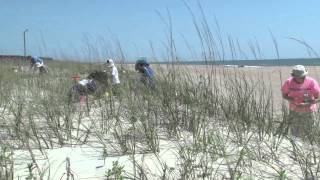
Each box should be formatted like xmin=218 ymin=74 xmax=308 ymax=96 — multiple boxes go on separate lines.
xmin=296 ymin=102 xmax=312 ymax=107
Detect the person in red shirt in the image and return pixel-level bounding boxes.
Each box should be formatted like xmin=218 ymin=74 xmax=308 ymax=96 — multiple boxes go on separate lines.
xmin=281 ymin=65 xmax=320 ymax=139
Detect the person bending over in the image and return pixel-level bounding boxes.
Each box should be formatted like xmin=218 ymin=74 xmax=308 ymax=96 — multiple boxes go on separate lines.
xmin=135 ymin=58 xmax=155 ymax=89
xmin=281 ymin=65 xmax=320 ymax=140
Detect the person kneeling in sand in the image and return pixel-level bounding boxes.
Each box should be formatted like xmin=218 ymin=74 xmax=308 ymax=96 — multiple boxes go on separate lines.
xmin=69 ymin=75 xmax=98 ymax=104
xmin=281 ymin=65 xmax=320 ymax=140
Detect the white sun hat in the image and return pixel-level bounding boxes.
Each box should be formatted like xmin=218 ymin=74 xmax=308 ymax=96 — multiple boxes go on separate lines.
xmin=106 ymin=59 xmax=115 ymax=67
xmin=291 ymin=65 xmax=308 ymax=78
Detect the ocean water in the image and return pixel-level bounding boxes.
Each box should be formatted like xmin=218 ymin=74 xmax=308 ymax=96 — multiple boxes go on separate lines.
xmin=157 ymin=58 xmax=320 ymax=66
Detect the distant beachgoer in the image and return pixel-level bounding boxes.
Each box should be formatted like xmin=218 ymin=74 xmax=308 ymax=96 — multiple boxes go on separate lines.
xmin=105 ymin=59 xmax=120 ymax=85
xmin=281 ymin=65 xmax=320 ymax=139
xmin=29 ymin=56 xmax=43 ymax=69
xmin=69 ymin=76 xmax=98 ymax=104
xmin=104 ymin=59 xmax=121 ymax=96
xmin=78 ymin=79 xmax=97 ymax=93
xmin=28 ymin=56 xmax=47 ymax=74
xmin=135 ymin=58 xmax=155 ymax=89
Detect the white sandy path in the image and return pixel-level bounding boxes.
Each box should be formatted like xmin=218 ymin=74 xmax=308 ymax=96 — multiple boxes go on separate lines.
xmin=13 ymin=139 xmax=180 ymax=180
xmin=13 ymin=129 xmax=317 ymax=179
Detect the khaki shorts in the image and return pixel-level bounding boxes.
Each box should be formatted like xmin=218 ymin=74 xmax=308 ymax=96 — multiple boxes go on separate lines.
xmin=288 ymin=110 xmax=318 ymax=140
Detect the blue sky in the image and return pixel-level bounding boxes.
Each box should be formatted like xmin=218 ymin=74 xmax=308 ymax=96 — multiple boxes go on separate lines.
xmin=0 ymin=0 xmax=320 ymax=61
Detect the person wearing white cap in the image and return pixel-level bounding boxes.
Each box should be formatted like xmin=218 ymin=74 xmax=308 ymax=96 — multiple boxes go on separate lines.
xmin=281 ymin=65 xmax=320 ymax=139
xmin=105 ymin=59 xmax=120 ymax=85
xmin=104 ymin=59 xmax=121 ymax=96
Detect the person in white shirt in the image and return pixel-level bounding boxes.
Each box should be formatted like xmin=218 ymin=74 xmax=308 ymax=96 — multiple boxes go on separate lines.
xmin=106 ymin=59 xmax=120 ymax=84
xmin=105 ymin=59 xmax=121 ymax=96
